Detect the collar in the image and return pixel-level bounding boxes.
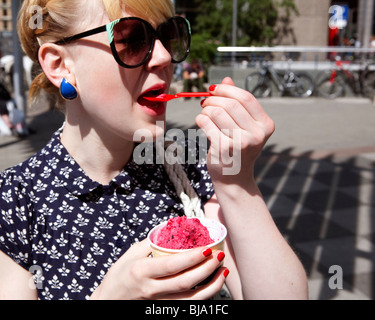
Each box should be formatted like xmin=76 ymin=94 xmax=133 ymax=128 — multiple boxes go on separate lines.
xmin=44 ymin=128 xmax=135 ymax=200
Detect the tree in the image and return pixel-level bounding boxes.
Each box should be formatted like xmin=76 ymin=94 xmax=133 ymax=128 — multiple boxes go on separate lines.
xmin=189 ymin=0 xmax=298 ymax=64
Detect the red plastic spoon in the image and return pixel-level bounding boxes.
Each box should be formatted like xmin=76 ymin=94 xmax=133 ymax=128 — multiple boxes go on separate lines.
xmin=143 ymin=92 xmax=211 ymax=102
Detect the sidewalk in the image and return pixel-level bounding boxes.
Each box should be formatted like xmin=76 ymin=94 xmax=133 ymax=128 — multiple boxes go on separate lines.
xmin=1 ymin=95 xmax=375 ymax=300
xmin=167 ymin=96 xmax=375 ymax=300
xmin=0 ymin=101 xmax=64 ymax=171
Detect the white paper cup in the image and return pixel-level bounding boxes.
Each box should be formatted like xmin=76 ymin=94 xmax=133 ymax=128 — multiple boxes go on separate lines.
xmin=147 ymin=217 xmax=227 ymax=257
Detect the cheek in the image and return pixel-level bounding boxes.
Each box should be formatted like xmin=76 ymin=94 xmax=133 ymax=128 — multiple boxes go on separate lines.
xmin=75 ymin=45 xmax=127 ymax=98
xmin=77 ymin=61 xmax=133 ymax=110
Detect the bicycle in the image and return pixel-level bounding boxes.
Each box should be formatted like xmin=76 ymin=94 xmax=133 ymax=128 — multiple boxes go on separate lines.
xmin=245 ymin=61 xmax=315 ymax=98
xmin=316 ymin=57 xmax=375 ymax=99
xmin=359 ymin=62 xmax=375 ymax=98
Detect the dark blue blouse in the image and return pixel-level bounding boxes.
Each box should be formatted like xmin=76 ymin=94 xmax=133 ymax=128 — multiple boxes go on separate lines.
xmin=0 ymin=128 xmax=214 ymax=300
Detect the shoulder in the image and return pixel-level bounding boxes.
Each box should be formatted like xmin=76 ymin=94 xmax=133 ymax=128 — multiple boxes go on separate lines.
xmin=0 ymin=156 xmax=40 ymax=229
xmin=0 ymin=150 xmax=45 ymax=194
xmin=0 ymin=164 xmax=34 ymax=269
xmin=0 ymin=128 xmax=62 ymax=193
xmin=0 ymin=164 xmax=28 ymax=200
xmin=0 ymin=140 xmax=55 ymax=223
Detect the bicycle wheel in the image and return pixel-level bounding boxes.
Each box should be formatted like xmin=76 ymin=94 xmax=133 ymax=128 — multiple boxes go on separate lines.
xmin=317 ymin=74 xmax=345 ymax=99
xmin=361 ymin=70 xmax=375 ymax=98
xmin=245 ymin=72 xmax=271 ymax=98
xmin=288 ymin=72 xmax=314 ymax=98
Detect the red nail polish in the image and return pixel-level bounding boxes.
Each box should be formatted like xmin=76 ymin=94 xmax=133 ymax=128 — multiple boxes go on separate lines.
xmin=203 ymin=248 xmax=212 ymax=257
xmin=209 ymin=85 xmax=216 ymax=92
xmin=200 ymin=99 xmax=206 ymax=106
xmin=223 ymin=269 xmax=230 ymax=278
xmin=217 ymin=252 xmax=225 ymax=262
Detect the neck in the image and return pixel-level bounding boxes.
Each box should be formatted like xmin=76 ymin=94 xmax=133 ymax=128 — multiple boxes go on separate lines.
xmin=60 ymin=120 xmax=134 ymax=186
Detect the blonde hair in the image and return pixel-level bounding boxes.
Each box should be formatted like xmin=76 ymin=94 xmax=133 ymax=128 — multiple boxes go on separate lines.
xmin=17 ymin=0 xmax=175 ymax=108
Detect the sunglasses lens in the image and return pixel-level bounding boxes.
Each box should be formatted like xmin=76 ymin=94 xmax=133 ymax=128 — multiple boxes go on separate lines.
xmin=113 ymin=19 xmax=153 ymax=67
xmin=159 ymin=18 xmax=190 ymax=63
xmin=112 ymin=17 xmax=190 ymax=68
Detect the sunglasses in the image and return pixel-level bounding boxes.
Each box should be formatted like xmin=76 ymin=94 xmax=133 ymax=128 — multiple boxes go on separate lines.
xmin=55 ymin=16 xmax=191 ymax=69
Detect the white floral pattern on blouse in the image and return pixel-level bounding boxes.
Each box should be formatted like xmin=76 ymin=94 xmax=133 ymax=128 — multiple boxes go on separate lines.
xmin=0 ymin=128 xmax=214 ymax=300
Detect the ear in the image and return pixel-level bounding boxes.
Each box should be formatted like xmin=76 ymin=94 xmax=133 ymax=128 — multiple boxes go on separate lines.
xmin=38 ymin=43 xmax=76 ymax=89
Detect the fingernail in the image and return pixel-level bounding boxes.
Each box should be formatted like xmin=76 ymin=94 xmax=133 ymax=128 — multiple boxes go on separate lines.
xmin=223 ymin=269 xmax=230 ymax=278
xmin=200 ymin=99 xmax=206 ymax=107
xmin=209 ymin=85 xmax=216 ymax=92
xmin=202 ymin=248 xmax=212 ymax=257
xmin=217 ymin=252 xmax=225 ymax=262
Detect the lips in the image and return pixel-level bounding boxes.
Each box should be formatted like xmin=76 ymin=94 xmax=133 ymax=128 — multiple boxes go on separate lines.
xmin=138 ymin=84 xmax=167 ymax=107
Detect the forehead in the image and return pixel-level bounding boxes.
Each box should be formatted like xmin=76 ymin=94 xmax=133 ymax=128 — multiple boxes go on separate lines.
xmin=75 ymin=0 xmax=110 ymax=30
xmin=77 ymin=0 xmax=174 ymax=32
xmin=103 ymin=0 xmax=174 ymax=25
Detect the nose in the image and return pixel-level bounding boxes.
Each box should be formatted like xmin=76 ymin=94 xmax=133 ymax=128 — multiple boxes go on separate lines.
xmin=146 ymin=39 xmax=172 ymax=70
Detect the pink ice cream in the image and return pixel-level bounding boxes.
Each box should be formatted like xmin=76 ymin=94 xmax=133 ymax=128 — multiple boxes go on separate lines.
xmin=155 ymin=216 xmax=214 ymax=250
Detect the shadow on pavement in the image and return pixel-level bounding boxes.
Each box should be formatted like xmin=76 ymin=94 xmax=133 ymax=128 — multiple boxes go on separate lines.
xmin=26 ymin=110 xmax=65 ymax=152
xmin=257 ymin=144 xmax=375 ymax=299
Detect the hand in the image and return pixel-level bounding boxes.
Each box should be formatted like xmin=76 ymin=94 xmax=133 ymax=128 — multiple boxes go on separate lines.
xmin=90 ymin=240 xmax=228 ymax=300
xmin=196 ymin=77 xmax=275 ymax=186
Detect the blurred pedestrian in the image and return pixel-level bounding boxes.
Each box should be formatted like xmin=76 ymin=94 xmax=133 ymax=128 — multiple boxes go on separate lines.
xmin=0 ymin=75 xmax=28 ymax=137
xmin=0 ymin=81 xmax=14 ymax=134
xmin=183 ymin=58 xmax=205 ymax=92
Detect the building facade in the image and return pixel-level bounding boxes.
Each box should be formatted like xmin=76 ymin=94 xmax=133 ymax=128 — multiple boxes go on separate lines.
xmin=0 ymin=1 xmax=374 ymax=54
xmin=175 ymin=0 xmax=374 ymax=48
xmin=0 ymin=0 xmax=13 ymax=56
xmin=0 ymin=0 xmax=11 ymax=32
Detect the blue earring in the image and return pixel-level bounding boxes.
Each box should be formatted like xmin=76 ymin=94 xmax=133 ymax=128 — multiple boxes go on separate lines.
xmin=60 ymin=78 xmax=78 ymax=100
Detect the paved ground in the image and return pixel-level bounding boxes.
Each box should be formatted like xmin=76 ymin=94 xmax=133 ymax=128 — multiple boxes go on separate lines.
xmin=1 ymin=93 xmax=375 ymax=300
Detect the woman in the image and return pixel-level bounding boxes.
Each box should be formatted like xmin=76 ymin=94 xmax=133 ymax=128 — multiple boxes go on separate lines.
xmin=0 ymin=0 xmax=307 ymax=300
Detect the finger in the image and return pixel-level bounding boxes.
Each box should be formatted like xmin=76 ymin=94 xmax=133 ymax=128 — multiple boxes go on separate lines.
xmin=161 ymin=267 xmax=229 ymax=300
xmin=195 ymin=114 xmax=225 ymax=167
xmin=196 ymin=113 xmax=221 ymax=137
xmin=209 ymin=83 xmax=270 ymax=123
xmin=201 ymin=96 xmax=257 ymax=131
xmin=200 ymin=105 xmax=242 ymax=137
xmin=154 ymin=250 xmax=225 ymax=292
xmin=221 ymin=76 xmax=236 ymax=86
xmin=146 ymin=246 xmax=214 ymax=278
xmin=190 ymin=267 xmax=229 ymax=300
xmin=125 ymin=239 xmax=153 ymax=260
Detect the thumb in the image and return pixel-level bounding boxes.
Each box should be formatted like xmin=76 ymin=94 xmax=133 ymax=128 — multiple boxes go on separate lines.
xmin=222 ymin=77 xmax=236 ymax=86
xmin=126 ymin=239 xmax=152 ymax=259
